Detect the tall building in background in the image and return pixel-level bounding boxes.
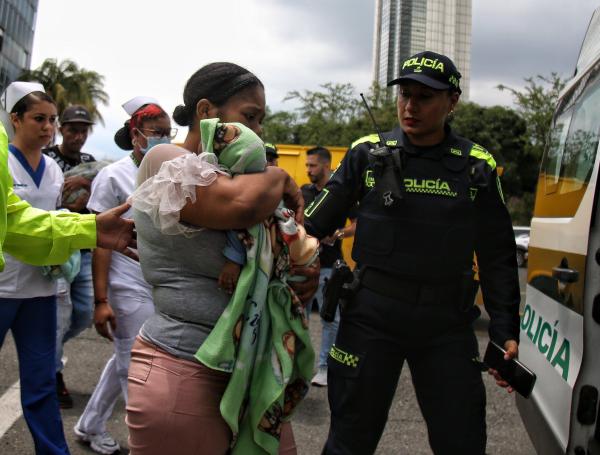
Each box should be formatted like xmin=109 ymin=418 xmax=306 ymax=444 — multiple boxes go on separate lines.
xmin=0 ymin=0 xmax=38 ymax=93
xmin=373 ymin=0 xmax=472 ymax=99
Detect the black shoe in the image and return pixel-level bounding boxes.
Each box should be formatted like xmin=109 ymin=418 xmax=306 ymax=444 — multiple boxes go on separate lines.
xmin=56 ymin=372 xmax=73 ymax=409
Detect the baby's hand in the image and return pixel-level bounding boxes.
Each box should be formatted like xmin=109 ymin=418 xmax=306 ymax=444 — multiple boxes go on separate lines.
xmin=218 ymin=260 xmax=242 ymax=294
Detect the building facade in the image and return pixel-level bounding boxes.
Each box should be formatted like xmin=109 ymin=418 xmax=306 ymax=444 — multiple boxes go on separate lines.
xmin=0 ymin=0 xmax=38 ymax=93
xmin=372 ymin=0 xmax=472 ymax=99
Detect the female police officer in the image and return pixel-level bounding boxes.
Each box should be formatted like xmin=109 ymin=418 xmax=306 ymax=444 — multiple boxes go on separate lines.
xmin=305 ymin=51 xmax=520 ymax=455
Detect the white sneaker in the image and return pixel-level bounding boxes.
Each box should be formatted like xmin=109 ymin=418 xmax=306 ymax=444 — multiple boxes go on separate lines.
xmin=311 ymin=367 xmax=328 ymax=387
xmin=74 ymin=426 xmax=120 ymax=454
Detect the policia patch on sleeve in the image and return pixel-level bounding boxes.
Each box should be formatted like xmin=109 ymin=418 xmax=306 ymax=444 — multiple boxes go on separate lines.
xmin=329 ymin=345 xmax=361 ymax=368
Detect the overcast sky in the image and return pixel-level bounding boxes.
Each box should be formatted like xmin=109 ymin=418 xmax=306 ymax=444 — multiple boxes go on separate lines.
xmin=30 ymin=0 xmax=599 ymax=160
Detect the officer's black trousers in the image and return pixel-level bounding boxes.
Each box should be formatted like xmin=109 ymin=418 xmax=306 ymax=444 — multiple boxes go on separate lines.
xmin=322 ymin=286 xmax=486 ymax=455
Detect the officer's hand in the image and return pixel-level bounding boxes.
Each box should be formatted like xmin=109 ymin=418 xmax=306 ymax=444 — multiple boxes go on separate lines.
xmin=94 ymin=301 xmax=116 ymax=341
xmin=488 ymin=339 xmax=519 ymax=393
xmin=96 ymin=203 xmax=138 ymax=261
xmin=289 ymin=258 xmax=320 ymax=303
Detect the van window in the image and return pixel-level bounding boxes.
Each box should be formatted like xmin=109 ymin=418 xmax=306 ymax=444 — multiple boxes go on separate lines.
xmin=537 ymin=66 xmax=600 ymax=217
xmin=561 ymin=80 xmax=600 ymax=192
xmin=544 ymin=110 xmax=573 ymax=194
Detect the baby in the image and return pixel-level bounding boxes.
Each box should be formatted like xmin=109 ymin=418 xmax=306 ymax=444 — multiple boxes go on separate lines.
xmin=200 ymin=118 xmax=317 ymax=293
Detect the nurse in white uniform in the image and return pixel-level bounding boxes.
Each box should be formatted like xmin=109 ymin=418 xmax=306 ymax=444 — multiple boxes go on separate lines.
xmin=74 ymin=97 xmax=174 ymax=455
xmin=0 ymin=82 xmax=70 ymax=454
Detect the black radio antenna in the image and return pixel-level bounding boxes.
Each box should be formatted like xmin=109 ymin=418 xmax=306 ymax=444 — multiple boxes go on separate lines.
xmin=360 ymin=93 xmax=385 ymax=145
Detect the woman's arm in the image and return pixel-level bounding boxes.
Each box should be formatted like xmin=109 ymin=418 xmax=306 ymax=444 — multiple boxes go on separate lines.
xmin=180 ymin=166 xmax=303 ymax=230
xmin=92 ymin=246 xmax=116 ymax=341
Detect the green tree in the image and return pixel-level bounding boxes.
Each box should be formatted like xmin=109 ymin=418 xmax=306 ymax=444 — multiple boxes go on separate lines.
xmin=270 ymin=82 xmax=398 ymax=147
xmin=283 ymin=82 xmax=360 ymax=145
xmin=451 ymin=102 xmax=535 ymax=195
xmin=497 ymin=73 xmax=566 ymax=161
xmin=284 ymin=82 xmax=359 ymax=125
xmin=262 ymin=107 xmax=300 ymax=144
xmin=495 ymin=74 xmax=567 ymax=224
xmin=19 ymin=58 xmax=109 ymax=124
xmin=452 ymin=101 xmax=537 ymax=223
xmin=350 ymin=82 xmax=398 ymax=135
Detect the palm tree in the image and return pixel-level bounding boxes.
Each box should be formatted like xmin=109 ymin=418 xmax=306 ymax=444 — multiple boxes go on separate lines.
xmin=18 ymin=59 xmax=109 ymax=125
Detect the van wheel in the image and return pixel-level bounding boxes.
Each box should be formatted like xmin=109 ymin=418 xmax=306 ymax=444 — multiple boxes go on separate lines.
xmin=516 ymin=249 xmax=527 ymax=268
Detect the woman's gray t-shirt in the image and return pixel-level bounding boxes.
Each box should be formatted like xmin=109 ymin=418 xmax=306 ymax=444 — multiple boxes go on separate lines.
xmin=134 ymin=208 xmax=230 ymax=361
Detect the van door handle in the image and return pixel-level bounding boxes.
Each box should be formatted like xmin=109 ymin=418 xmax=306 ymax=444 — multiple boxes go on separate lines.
xmin=552 ymin=266 xmax=579 ymax=283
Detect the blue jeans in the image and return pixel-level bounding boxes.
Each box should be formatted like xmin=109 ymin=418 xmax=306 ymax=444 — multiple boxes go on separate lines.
xmin=55 ymin=251 xmax=93 ymax=372
xmin=314 ymin=267 xmax=340 ymax=369
xmin=0 ymin=296 xmax=70 ymax=455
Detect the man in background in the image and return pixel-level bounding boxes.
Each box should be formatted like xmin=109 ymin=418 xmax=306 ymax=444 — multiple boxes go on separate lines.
xmin=301 ymin=146 xmax=355 ymax=387
xmin=44 ymin=105 xmax=96 ymax=408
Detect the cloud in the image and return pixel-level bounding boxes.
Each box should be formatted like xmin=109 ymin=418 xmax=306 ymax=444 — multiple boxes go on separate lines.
xmin=471 ymin=0 xmax=599 ymax=88
xmin=29 ymin=0 xmax=600 ymax=160
xmin=469 ymin=79 xmax=516 ymax=107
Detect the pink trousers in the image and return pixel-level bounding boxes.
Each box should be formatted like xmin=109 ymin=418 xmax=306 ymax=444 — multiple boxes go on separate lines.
xmin=126 ymin=337 xmax=297 ymax=455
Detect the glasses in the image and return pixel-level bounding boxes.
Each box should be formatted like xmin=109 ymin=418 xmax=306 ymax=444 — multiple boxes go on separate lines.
xmin=136 ymin=127 xmax=178 ymax=140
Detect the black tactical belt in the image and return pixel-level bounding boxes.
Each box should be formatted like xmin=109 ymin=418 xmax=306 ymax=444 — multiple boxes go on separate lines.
xmin=361 ymin=267 xmax=459 ymax=306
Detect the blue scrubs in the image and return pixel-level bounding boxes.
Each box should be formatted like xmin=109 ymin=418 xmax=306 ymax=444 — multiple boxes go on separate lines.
xmin=0 ymin=296 xmax=69 ymax=454
xmin=0 ymin=146 xmax=70 ymax=454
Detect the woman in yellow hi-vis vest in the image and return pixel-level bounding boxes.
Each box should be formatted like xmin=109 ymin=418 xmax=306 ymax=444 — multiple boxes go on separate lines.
xmin=0 ymin=82 xmax=136 ymax=455
xmin=0 ymin=122 xmax=136 ymax=268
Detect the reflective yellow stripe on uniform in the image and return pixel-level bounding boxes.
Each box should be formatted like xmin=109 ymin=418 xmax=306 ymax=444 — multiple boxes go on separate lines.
xmin=351 ymin=134 xmax=379 ymax=149
xmin=496 ymin=176 xmax=505 ymax=203
xmin=469 ymin=143 xmax=496 ymax=170
xmin=305 ymin=188 xmax=330 ymax=217
xmin=469 ymin=143 xmax=504 ymax=203
xmin=329 ymin=345 xmax=360 ymax=368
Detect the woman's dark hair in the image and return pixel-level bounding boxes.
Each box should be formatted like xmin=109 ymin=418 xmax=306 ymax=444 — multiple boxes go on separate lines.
xmin=11 ymin=91 xmax=56 ymax=116
xmin=172 ymin=62 xmax=263 ymax=127
xmin=114 ymin=103 xmax=168 ymax=150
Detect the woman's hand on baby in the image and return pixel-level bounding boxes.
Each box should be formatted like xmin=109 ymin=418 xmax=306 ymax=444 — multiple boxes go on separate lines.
xmin=96 ymin=203 xmax=138 ymax=260
xmin=289 ymin=258 xmax=320 ymax=302
xmin=218 ymin=261 xmax=241 ymax=294
xmin=282 ymin=175 xmax=304 ymax=224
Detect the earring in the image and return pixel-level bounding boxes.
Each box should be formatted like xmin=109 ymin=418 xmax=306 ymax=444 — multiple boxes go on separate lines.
xmin=132 ymin=138 xmax=138 ymax=147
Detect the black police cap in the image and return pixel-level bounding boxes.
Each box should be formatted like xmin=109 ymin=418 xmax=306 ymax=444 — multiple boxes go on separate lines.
xmin=387 ymin=51 xmax=462 ymax=94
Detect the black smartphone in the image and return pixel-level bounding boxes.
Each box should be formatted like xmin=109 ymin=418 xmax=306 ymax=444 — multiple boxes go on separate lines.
xmin=483 ymin=341 xmax=537 ymax=398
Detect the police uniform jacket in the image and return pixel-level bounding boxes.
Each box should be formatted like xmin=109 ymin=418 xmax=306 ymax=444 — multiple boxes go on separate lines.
xmin=305 ymin=124 xmax=520 ymax=345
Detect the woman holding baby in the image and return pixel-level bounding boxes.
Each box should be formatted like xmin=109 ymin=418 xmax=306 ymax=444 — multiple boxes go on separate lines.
xmin=125 ymin=63 xmax=319 ymax=455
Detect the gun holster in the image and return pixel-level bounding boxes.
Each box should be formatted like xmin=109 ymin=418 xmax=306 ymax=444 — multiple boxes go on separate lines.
xmin=321 ymin=260 xmax=360 ymax=322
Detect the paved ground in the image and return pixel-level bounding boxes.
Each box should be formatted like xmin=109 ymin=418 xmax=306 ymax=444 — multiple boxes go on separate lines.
xmin=0 ymin=268 xmax=533 ymax=454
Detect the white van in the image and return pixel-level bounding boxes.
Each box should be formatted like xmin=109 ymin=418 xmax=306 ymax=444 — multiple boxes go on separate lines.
xmin=517 ymin=6 xmax=600 ymax=455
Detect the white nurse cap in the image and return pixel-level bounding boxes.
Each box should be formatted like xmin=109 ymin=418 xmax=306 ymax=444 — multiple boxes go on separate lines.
xmin=122 ymin=96 xmax=161 ymax=116
xmin=0 ymin=81 xmax=46 ymax=113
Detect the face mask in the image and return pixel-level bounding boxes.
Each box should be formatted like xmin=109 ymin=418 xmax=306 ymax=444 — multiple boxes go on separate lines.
xmin=140 ymin=135 xmax=171 ymax=154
